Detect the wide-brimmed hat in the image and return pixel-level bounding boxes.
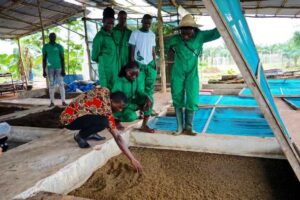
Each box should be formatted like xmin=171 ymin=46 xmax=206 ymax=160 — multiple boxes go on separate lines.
xmin=179 ymin=14 xmax=202 ymax=28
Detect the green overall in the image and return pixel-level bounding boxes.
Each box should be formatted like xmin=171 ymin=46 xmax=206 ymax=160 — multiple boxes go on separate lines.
xmin=112 ymin=77 xmax=152 ymax=122
xmin=92 ymin=29 xmax=119 ymax=90
xmin=113 ymin=25 xmax=132 ymax=68
xmin=165 ymin=28 xmax=220 ymax=133
xmin=165 ymin=28 xmax=220 ymax=111
xmin=137 ymin=60 xmax=157 ymax=99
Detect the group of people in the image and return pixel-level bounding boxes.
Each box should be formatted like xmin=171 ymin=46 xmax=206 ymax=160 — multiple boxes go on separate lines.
xmin=41 ymin=7 xmax=220 ymax=171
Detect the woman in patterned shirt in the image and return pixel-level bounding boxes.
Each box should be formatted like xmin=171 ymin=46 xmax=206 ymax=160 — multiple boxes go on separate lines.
xmin=60 ymin=87 xmax=142 ymax=172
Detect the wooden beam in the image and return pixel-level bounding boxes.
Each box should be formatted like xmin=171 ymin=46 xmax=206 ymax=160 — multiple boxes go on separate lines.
xmin=157 ymin=0 xmax=167 ymax=93
xmin=275 ymin=0 xmax=289 ymax=16
xmin=202 ymin=0 xmax=300 ymax=181
xmin=17 ymin=38 xmax=28 ymax=89
xmin=82 ymin=12 xmax=93 ymax=80
xmin=37 ymin=0 xmax=45 ymax=45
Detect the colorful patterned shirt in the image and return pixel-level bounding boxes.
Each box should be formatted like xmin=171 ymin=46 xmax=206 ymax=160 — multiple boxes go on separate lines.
xmin=60 ymin=87 xmax=116 ymax=129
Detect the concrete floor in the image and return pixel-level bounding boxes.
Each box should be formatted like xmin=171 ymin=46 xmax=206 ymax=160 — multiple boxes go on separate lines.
xmin=0 ymin=92 xmax=171 ymax=200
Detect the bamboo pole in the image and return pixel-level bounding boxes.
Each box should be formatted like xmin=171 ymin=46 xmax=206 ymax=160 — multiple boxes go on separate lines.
xmin=17 ymin=38 xmax=28 ymax=89
xmin=157 ymin=0 xmax=167 ymax=93
xmin=67 ymin=24 xmax=70 ymax=74
xmin=37 ymin=0 xmax=45 ymax=45
xmin=83 ymin=10 xmax=93 ymax=80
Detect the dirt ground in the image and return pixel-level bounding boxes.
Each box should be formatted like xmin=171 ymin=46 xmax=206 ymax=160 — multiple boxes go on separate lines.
xmin=6 ymin=107 xmax=64 ymax=128
xmin=0 ymin=106 xmax=26 ymax=116
xmin=34 ymin=93 xmax=81 ymax=99
xmin=71 ymin=148 xmax=300 ymax=200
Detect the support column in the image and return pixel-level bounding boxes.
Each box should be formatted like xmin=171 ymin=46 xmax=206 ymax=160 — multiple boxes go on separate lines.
xmin=37 ymin=0 xmax=45 ymax=45
xmin=17 ymin=38 xmax=28 ymax=89
xmin=37 ymin=0 xmax=48 ymax=88
xmin=157 ymin=0 xmax=167 ymax=93
xmin=83 ymin=10 xmax=93 ymax=80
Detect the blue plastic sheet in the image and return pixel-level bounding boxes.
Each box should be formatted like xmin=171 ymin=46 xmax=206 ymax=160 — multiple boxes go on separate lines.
xmin=283 ymin=98 xmax=300 ymax=109
xmin=240 ymin=79 xmax=300 ymax=97
xmin=148 ymin=107 xmax=273 ymax=137
xmin=64 ymin=74 xmax=83 ymax=85
xmin=206 ymin=108 xmax=273 ymax=137
xmin=214 ymin=0 xmax=290 ymax=138
xmin=198 ymin=95 xmax=258 ymax=107
xmin=149 ymin=108 xmax=213 ymax=133
xmin=66 ymin=82 xmax=94 ymax=93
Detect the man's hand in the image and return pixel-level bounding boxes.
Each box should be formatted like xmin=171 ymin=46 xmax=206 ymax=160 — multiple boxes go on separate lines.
xmin=143 ymin=96 xmax=152 ymax=111
xmin=43 ymin=71 xmax=47 ymax=78
xmin=131 ymin=158 xmax=142 ymax=173
xmin=61 ymin=70 xmax=66 ymax=77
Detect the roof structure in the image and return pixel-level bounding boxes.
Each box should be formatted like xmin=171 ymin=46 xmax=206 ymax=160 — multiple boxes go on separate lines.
xmin=0 ymin=0 xmax=85 ymax=39
xmin=145 ymin=0 xmax=300 ymax=18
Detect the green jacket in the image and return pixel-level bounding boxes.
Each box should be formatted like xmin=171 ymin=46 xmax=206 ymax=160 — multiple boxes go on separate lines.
xmin=113 ymin=25 xmax=132 ymax=68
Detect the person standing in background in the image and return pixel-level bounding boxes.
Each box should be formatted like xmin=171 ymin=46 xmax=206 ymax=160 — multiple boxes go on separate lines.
xmin=92 ymin=7 xmax=118 ymax=90
xmin=42 ymin=32 xmax=66 ymax=107
xmin=129 ymin=14 xmax=157 ymax=117
xmin=113 ymin=10 xmax=132 ymax=70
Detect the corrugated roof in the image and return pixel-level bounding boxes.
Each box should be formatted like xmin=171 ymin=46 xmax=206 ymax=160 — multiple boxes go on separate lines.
xmin=0 ymin=0 xmax=85 ymax=39
xmin=145 ymin=0 xmax=300 ymax=18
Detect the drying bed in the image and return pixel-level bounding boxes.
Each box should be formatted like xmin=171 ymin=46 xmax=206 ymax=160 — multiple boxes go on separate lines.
xmin=70 ymin=147 xmax=299 ymax=200
xmin=6 ymin=107 xmax=64 ymax=128
xmin=0 ymin=106 xmax=27 ymax=116
xmin=33 ymin=92 xmax=81 ymax=99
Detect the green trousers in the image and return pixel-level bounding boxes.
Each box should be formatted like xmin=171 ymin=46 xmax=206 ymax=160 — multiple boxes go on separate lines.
xmin=114 ymin=96 xmax=153 ymax=122
xmin=137 ymin=60 xmax=157 ymax=98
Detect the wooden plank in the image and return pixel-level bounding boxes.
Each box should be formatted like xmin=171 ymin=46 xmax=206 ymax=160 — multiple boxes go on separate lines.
xmin=157 ymin=0 xmax=167 ymax=93
xmin=203 ymin=0 xmax=300 ymax=180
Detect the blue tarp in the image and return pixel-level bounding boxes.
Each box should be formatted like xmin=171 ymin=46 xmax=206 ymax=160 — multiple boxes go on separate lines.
xmin=206 ymin=108 xmax=273 ymax=137
xmin=240 ymin=79 xmax=300 ymax=97
xmin=198 ymin=95 xmax=258 ymax=107
xmin=149 ymin=108 xmax=213 ymax=133
xmin=66 ymin=82 xmax=94 ymax=93
xmin=64 ymin=74 xmax=83 ymax=85
xmin=148 ymin=108 xmax=273 ymax=137
xmin=214 ymin=0 xmax=290 ymax=138
xmin=283 ymin=98 xmax=300 ymax=109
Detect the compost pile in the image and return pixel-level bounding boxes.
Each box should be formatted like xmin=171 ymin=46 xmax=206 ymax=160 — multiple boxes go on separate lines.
xmin=6 ymin=107 xmax=64 ymax=128
xmin=0 ymin=106 xmax=26 ymax=116
xmin=70 ymin=148 xmax=299 ymax=200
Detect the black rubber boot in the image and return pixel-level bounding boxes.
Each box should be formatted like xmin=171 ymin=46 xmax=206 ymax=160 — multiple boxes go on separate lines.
xmin=74 ymin=133 xmax=90 ymax=148
xmin=87 ymin=133 xmax=106 ymax=141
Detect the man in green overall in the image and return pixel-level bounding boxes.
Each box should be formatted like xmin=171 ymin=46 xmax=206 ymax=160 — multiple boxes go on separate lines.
xmin=129 ymin=14 xmax=157 ymax=112
xmin=42 ymin=33 xmax=66 ymax=107
xmin=92 ymin=7 xmax=118 ymax=90
xmin=165 ymin=14 xmax=220 ymax=135
xmin=113 ymin=10 xmax=132 ymax=69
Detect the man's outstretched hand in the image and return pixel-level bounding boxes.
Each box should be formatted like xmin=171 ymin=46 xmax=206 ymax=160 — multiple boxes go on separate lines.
xmin=131 ymin=158 xmax=143 ymax=173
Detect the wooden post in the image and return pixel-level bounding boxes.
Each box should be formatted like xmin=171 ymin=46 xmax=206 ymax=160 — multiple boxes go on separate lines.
xmin=37 ymin=0 xmax=45 ymax=45
xmin=83 ymin=10 xmax=93 ymax=80
xmin=157 ymin=0 xmax=167 ymax=93
xmin=17 ymin=38 xmax=28 ymax=89
xmin=67 ymin=24 xmax=70 ymax=74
